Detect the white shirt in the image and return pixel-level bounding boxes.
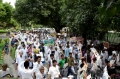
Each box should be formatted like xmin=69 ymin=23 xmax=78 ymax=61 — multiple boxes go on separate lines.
xmin=18 ymin=61 xmax=35 ymax=79
xmin=34 ymin=43 xmax=40 ymax=49
xmin=16 ymin=56 xmax=25 ymax=65
xmin=15 ymin=49 xmax=21 ymax=58
xmin=0 ymin=68 xmax=10 ymax=78
xmin=33 ymin=62 xmax=43 ymax=72
xmin=47 ymin=48 xmax=52 ymax=60
xmin=35 ymin=67 xmax=48 ymax=79
xmin=97 ymin=58 xmax=102 ymax=70
xmin=21 ymin=48 xmax=28 ymax=57
xmin=48 ymin=65 xmax=60 ymax=79
xmin=54 ymin=50 xmax=60 ymax=63
xmin=102 ymin=71 xmax=109 ymax=79
xmin=91 ymin=62 xmax=97 ymax=72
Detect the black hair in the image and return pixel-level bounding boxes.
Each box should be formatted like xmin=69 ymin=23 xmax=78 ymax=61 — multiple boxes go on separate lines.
xmin=67 ymin=45 xmax=69 ymax=48
xmin=69 ymin=53 xmax=72 ymax=55
xmin=50 ymin=54 xmax=54 ymax=57
xmin=33 ymin=46 xmax=36 ymax=48
xmin=106 ymin=60 xmax=110 ymax=64
xmin=80 ymin=63 xmax=84 ymax=68
xmin=61 ymin=54 xmax=64 ymax=57
xmin=52 ymin=60 xmax=57 ymax=63
xmin=52 ymin=51 xmax=55 ymax=54
xmin=81 ymin=58 xmax=86 ymax=63
xmin=24 ymin=61 xmax=29 ymax=69
xmin=37 ymin=56 xmax=41 ymax=59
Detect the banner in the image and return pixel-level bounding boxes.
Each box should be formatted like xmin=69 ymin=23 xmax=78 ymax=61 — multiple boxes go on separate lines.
xmin=44 ymin=38 xmax=54 ymax=46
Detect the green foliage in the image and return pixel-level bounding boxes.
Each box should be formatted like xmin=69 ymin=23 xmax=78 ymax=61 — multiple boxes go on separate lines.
xmin=98 ymin=0 xmax=120 ymax=31
xmin=14 ymin=0 xmax=65 ymax=32
xmin=60 ymin=0 xmax=100 ymax=37
xmin=0 ymin=29 xmax=7 ymax=33
xmin=0 ymin=39 xmax=5 ymax=50
xmin=4 ymin=38 xmax=9 ymax=43
xmin=0 ymin=0 xmax=2 ymax=3
xmin=13 ymin=0 xmax=120 ymax=38
xmin=0 ymin=1 xmax=19 ymax=28
xmin=0 ymin=39 xmax=2 ymax=43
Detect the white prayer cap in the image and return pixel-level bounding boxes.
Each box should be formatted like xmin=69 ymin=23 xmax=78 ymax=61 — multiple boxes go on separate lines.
xmin=91 ymin=44 xmax=94 ymax=46
xmin=104 ymin=47 xmax=107 ymax=49
xmin=36 ymin=54 xmax=41 ymax=57
xmin=112 ymin=51 xmax=116 ymax=55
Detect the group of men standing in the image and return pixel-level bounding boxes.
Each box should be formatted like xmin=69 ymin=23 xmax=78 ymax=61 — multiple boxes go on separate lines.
xmin=0 ymin=29 xmax=120 ymax=79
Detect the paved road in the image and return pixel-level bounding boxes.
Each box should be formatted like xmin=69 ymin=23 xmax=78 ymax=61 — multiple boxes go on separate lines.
xmin=4 ymin=54 xmax=18 ymax=78
xmin=0 ymin=34 xmax=8 ymax=38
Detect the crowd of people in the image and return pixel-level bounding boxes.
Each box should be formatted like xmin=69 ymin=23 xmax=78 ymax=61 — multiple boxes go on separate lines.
xmin=0 ymin=29 xmax=120 ymax=79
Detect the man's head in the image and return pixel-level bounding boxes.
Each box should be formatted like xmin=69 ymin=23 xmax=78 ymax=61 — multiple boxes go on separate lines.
xmin=52 ymin=51 xmax=55 ymax=55
xmin=102 ymin=50 xmax=105 ymax=53
xmin=50 ymin=54 xmax=54 ymax=59
xmin=61 ymin=54 xmax=64 ymax=59
xmin=69 ymin=53 xmax=72 ymax=57
xmin=100 ymin=55 xmax=103 ymax=59
xmin=2 ymin=64 xmax=7 ymax=71
xmin=37 ymin=56 xmax=41 ymax=62
xmin=106 ymin=60 xmax=110 ymax=67
xmin=40 ymin=66 xmax=44 ymax=73
xmin=53 ymin=60 xmax=57 ymax=66
xmin=24 ymin=61 xmax=29 ymax=69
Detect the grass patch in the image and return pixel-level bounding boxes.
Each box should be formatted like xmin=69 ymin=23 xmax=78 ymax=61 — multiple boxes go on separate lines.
xmin=0 ymin=29 xmax=7 ymax=33
xmin=0 ymin=38 xmax=9 ymax=68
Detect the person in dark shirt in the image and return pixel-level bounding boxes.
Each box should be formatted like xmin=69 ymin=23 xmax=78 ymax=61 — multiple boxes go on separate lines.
xmin=39 ymin=43 xmax=45 ymax=57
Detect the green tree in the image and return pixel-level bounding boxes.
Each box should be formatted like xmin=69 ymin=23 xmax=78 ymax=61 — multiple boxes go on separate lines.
xmin=98 ymin=0 xmax=120 ymax=31
xmin=14 ymin=0 xmax=65 ymax=32
xmin=61 ymin=0 xmax=101 ymax=40
xmin=0 ymin=1 xmax=18 ymax=28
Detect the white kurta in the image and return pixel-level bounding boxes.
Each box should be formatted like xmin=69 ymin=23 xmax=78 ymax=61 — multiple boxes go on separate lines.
xmin=33 ymin=62 xmax=43 ymax=72
xmin=54 ymin=50 xmax=60 ymax=64
xmin=48 ymin=65 xmax=60 ymax=79
xmin=47 ymin=49 xmax=52 ymax=61
xmin=0 ymin=68 xmax=10 ymax=77
xmin=18 ymin=61 xmax=35 ymax=79
xmin=35 ymin=67 xmax=48 ymax=79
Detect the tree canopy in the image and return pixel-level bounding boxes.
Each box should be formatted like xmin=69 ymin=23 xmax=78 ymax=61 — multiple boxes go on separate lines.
xmin=0 ymin=0 xmax=110 ymax=36
xmin=14 ymin=0 xmax=120 ymax=36
xmin=14 ymin=0 xmax=64 ymax=32
xmin=0 ymin=0 xmax=18 ymax=28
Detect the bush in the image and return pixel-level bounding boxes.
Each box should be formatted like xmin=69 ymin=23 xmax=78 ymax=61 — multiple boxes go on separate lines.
xmin=0 ymin=41 xmax=5 ymax=51
xmin=4 ymin=38 xmax=9 ymax=43
xmin=0 ymin=30 xmax=7 ymax=33
xmin=0 ymin=39 xmax=2 ymax=43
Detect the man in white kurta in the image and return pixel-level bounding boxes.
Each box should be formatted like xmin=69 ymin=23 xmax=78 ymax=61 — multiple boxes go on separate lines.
xmin=18 ymin=61 xmax=35 ymax=79
xmin=0 ymin=64 xmax=11 ymax=78
xmin=35 ymin=66 xmax=48 ymax=79
xmin=54 ymin=47 xmax=60 ymax=64
xmin=48 ymin=60 xmax=61 ymax=79
xmin=33 ymin=56 xmax=43 ymax=72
